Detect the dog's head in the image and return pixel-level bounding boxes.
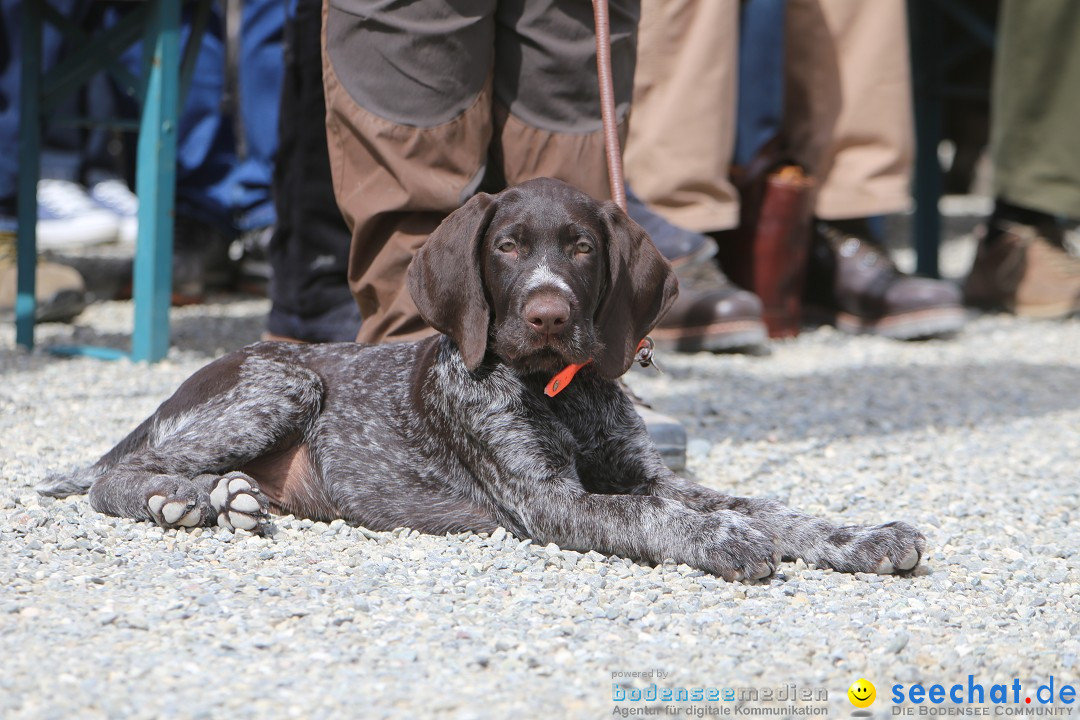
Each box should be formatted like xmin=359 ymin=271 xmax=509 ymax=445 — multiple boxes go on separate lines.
xmin=407 ymin=177 xmax=678 ymax=379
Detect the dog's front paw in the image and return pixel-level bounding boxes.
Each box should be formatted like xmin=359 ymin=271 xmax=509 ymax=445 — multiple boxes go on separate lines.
xmin=209 ymin=472 xmax=271 ymax=534
xmin=697 ymin=511 xmax=780 ymax=583
xmin=146 ymin=476 xmax=207 ymax=529
xmin=827 ymin=521 xmax=925 ymax=574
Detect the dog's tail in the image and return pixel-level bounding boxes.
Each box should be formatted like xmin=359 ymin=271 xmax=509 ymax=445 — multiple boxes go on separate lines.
xmin=36 ymin=466 xmax=100 ymax=497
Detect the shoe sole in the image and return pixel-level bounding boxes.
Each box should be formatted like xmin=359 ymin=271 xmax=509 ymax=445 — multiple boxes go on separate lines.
xmin=0 ymin=290 xmax=88 ymax=324
xmin=962 ymin=292 xmax=1080 ymax=320
xmin=36 ymin=213 xmax=120 ymax=250
xmin=833 ymin=306 xmax=968 ymax=340
xmin=649 ymin=319 xmax=768 ymax=352
xmin=1009 ymin=301 xmax=1080 ymax=319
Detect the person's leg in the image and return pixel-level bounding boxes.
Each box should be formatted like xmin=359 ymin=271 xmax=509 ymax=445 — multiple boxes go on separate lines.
xmin=990 ymin=1 xmax=1080 ymax=220
xmin=733 ymin=0 xmax=787 ymax=169
xmin=145 ymin=5 xmax=240 ymax=302
xmin=266 ymin=0 xmax=360 ymax=342
xmin=490 ymin=0 xmax=636 ymax=202
xmin=786 ymin=0 xmax=963 ymax=339
xmin=784 ymin=0 xmax=911 ymax=219
xmin=228 ymin=0 xmax=286 ymax=235
xmin=0 ymin=0 xmax=93 ymax=212
xmin=623 ymin=0 xmax=739 ymax=234
xmin=323 ymin=0 xmax=496 ymax=344
xmin=610 ymin=0 xmax=767 ymax=351
xmin=963 ymin=0 xmax=1080 ymax=318
xmin=0 ymin=0 xmax=90 ymax=321
xmin=169 ymin=5 xmax=235 ymax=233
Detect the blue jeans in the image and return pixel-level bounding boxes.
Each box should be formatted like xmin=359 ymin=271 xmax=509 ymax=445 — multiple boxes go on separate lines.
xmin=0 ymin=0 xmax=285 ymax=235
xmin=0 ymin=0 xmax=89 ymax=216
xmin=168 ymin=0 xmax=285 ymax=234
xmin=734 ymin=0 xmax=787 ymax=167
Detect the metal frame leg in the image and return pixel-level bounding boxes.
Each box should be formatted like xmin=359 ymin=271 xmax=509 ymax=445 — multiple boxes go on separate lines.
xmin=908 ymin=0 xmax=945 ymax=278
xmin=131 ymin=0 xmax=180 ymax=362
xmin=16 ymin=0 xmax=208 ymax=362
xmin=15 ymin=0 xmax=43 ymax=350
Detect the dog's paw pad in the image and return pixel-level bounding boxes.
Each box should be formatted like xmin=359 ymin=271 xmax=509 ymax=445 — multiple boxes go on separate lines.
xmin=865 ymin=523 xmax=924 ymax=575
xmin=148 ymin=494 xmax=167 ymax=515
xmin=897 ymin=547 xmax=920 ymax=571
xmin=147 ymin=493 xmax=204 ymax=529
xmin=732 ymin=560 xmax=775 ymax=583
xmin=876 ymin=547 xmax=920 ymax=575
xmin=229 ymin=494 xmax=262 ymax=513
xmin=210 ymin=472 xmax=270 ymax=534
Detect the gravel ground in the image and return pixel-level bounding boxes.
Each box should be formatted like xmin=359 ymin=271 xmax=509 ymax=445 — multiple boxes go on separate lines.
xmin=3 ymin=236 xmax=1080 ymax=719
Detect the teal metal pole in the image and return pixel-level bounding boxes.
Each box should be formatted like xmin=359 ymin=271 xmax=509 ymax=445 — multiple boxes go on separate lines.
xmin=131 ymin=0 xmax=180 ymax=362
xmin=15 ymin=0 xmax=43 ymax=349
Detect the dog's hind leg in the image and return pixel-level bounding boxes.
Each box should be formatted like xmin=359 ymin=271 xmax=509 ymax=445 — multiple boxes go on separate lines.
xmin=38 ymin=411 xmax=161 ymax=498
xmin=77 ymin=349 xmax=324 ymax=533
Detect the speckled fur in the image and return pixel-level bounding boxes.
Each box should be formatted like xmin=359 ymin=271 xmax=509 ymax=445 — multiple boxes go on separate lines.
xmin=39 ymin=179 xmax=923 ymax=581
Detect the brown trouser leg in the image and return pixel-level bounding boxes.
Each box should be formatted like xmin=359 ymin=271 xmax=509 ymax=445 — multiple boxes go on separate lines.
xmin=323 ymin=0 xmax=638 ymax=344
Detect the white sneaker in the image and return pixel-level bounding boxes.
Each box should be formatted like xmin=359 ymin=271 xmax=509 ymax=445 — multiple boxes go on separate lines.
xmin=89 ymin=179 xmax=138 ymax=247
xmin=36 ymin=179 xmax=120 ymax=250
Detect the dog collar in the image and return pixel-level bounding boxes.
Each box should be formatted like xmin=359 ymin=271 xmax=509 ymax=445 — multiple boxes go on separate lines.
xmin=544 ymin=337 xmax=656 ymax=397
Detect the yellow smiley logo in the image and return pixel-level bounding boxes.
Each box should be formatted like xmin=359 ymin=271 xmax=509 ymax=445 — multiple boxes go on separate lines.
xmin=848 ymin=678 xmax=876 ymax=708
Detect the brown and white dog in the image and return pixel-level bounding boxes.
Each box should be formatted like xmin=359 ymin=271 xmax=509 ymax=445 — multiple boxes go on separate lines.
xmin=39 ymin=178 xmax=924 ymax=581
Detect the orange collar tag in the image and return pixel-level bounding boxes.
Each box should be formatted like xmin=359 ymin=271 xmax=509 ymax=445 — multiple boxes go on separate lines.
xmin=543 ymin=338 xmax=654 ymax=398
xmin=544 ymin=361 xmax=592 ymax=397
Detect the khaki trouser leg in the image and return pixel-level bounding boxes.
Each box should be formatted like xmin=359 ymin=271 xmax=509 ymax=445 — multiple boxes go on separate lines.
xmin=624 ymin=0 xmax=740 ymax=233
xmin=991 ymin=0 xmax=1080 ymax=219
xmin=784 ymin=0 xmax=914 ymax=220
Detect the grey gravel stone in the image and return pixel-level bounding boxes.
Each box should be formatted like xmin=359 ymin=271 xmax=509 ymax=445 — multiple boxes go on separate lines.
xmin=3 ymin=283 xmax=1080 ymax=719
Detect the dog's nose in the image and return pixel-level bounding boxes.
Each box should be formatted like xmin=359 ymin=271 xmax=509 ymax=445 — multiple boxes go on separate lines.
xmin=524 ymin=295 xmax=570 ymax=335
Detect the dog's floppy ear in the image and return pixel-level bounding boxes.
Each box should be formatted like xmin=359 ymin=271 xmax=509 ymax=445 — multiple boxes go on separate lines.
xmin=408 ymin=192 xmax=498 ymax=370
xmin=592 ymin=201 xmax=679 ymax=379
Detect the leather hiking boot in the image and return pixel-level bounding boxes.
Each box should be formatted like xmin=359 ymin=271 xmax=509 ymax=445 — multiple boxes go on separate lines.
xmin=0 ymin=233 xmax=88 ymax=323
xmin=963 ymin=221 xmax=1080 ymax=318
xmin=650 ymin=261 xmax=767 ymax=352
xmin=806 ymin=220 xmax=966 ymax=339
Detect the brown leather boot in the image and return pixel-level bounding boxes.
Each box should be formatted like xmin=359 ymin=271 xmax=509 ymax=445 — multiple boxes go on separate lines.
xmin=650 ymin=261 xmax=767 ymax=352
xmin=963 ymin=221 xmax=1080 ymax=318
xmin=715 ymin=165 xmax=815 ymax=338
xmin=805 ymin=220 xmax=966 ymax=339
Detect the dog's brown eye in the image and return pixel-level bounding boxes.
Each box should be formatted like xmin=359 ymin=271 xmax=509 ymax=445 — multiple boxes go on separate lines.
xmin=575 ymin=240 xmax=593 ymax=255
xmin=497 ymin=240 xmax=517 ymax=253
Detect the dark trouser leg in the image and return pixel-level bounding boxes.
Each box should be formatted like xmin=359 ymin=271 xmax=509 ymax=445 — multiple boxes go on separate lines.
xmin=491 ymin=0 xmax=638 ymax=201
xmin=267 ymin=0 xmax=359 ymax=342
xmin=323 ymin=0 xmax=641 ymax=344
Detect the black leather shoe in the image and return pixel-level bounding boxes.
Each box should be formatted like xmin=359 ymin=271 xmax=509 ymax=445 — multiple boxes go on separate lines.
xmin=651 ymin=262 xmax=768 ymax=352
xmin=806 ymin=219 xmax=965 ymax=339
